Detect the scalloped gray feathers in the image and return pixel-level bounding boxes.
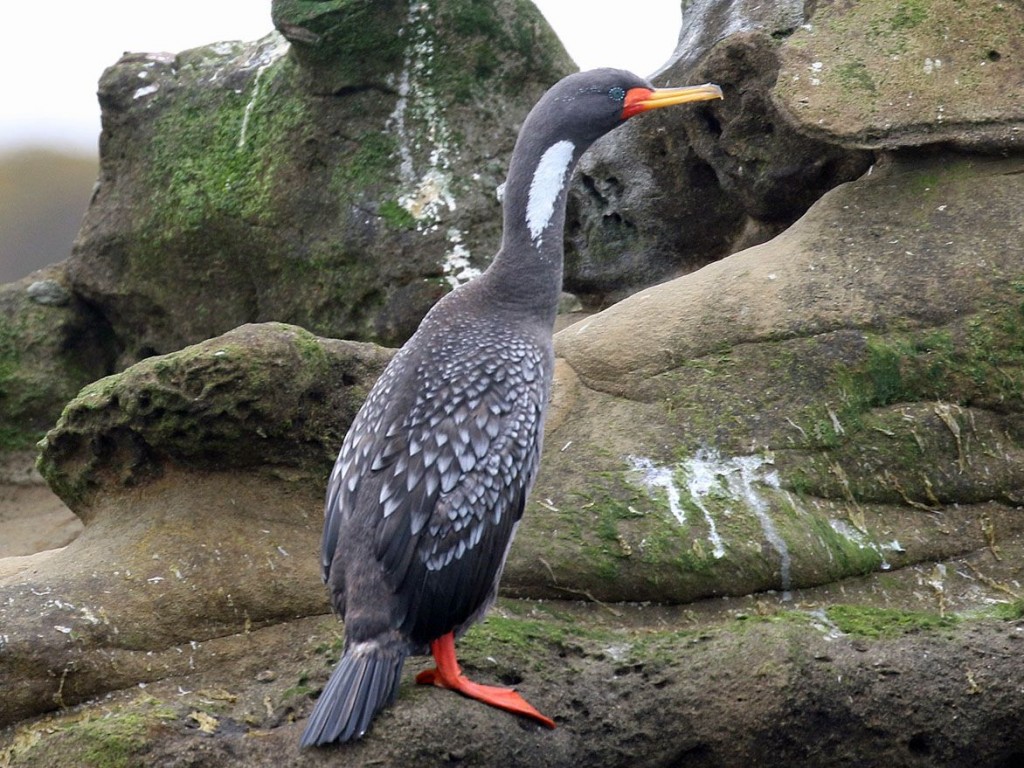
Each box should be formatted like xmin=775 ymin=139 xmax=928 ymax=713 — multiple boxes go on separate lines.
xmin=321 ymin=317 xmax=548 ymax=645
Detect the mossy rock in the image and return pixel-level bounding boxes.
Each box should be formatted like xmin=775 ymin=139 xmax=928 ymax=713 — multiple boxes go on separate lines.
xmin=69 ymin=0 xmax=574 ymax=369
xmin=512 ymin=153 xmax=1024 ymax=604
xmin=36 ymin=323 xmax=391 ymax=515
xmin=774 ymin=0 xmax=1024 ymax=149
xmin=0 ymin=266 xmax=115 ymax=452
xmin=5 ymin=600 xmax=1024 ymax=767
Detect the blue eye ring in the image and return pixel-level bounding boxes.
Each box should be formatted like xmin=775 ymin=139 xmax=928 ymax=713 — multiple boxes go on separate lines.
xmin=608 ymin=86 xmax=626 ymax=102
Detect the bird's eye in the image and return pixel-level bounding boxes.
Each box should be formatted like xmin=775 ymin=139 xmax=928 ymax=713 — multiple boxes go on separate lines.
xmin=608 ymin=86 xmax=626 ymax=103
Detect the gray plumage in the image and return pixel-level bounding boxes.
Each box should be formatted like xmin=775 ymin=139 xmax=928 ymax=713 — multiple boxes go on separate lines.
xmin=301 ymin=68 xmax=722 ymax=747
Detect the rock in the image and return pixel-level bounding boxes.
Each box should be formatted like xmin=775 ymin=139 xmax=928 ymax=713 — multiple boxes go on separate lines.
xmin=3 ymin=601 xmax=1023 ymax=767
xmin=1 ymin=324 xmax=391 ymax=728
xmin=68 ymin=0 xmax=574 ymax=368
xmin=3 ymin=155 xmax=1023 ymax=766
xmin=773 ymin=0 xmax=1024 ymax=150
xmin=4 ymin=2 xmax=1024 ymax=762
xmin=564 ymin=0 xmax=874 ymax=308
xmin=25 ymin=280 xmax=70 ymax=307
xmin=271 ymin=0 xmax=408 ymax=94
xmin=565 ymin=0 xmax=1024 ymax=307
xmin=37 ymin=323 xmax=392 ymax=517
xmin=0 ymin=264 xmax=116 ymax=452
xmin=521 ymin=153 xmax=1024 ymax=605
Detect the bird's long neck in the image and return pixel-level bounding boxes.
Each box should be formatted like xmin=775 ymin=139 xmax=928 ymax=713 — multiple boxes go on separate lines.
xmin=479 ymin=127 xmax=584 ymax=325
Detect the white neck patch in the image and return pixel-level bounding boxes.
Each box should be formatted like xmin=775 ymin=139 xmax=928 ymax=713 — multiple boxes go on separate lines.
xmin=525 ymin=139 xmax=575 ymax=247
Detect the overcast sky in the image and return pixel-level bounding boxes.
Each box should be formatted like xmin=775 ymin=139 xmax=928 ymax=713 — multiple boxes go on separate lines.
xmin=0 ymin=0 xmax=682 ymax=154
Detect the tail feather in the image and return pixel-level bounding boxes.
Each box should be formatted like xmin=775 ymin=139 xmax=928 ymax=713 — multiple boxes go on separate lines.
xmin=300 ymin=644 xmax=406 ymax=746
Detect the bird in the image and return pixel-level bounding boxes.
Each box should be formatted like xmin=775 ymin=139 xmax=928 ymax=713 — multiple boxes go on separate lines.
xmin=300 ymin=68 xmax=723 ymax=747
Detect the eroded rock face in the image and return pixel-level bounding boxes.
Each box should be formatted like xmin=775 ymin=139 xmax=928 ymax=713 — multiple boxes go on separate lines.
xmin=4 ymin=2 xmax=1024 ymax=763
xmin=564 ymin=0 xmax=875 ymax=307
xmin=2 ymin=324 xmax=391 ymax=728
xmin=523 ymin=153 xmax=1024 ymax=606
xmin=3 ymin=156 xmax=1023 ymax=766
xmin=68 ymin=0 xmax=574 ymax=368
xmin=773 ymin=0 xmax=1024 ymax=150
xmin=565 ymin=0 xmax=1024 ymax=307
xmin=37 ymin=324 xmax=392 ymax=517
xmin=0 ymin=264 xmax=116 ymax=451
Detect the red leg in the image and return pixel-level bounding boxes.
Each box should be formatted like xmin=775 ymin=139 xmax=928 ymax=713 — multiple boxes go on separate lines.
xmin=415 ymin=632 xmax=556 ymax=729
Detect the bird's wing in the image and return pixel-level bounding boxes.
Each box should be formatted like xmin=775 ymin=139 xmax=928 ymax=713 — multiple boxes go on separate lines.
xmin=322 ymin=338 xmax=549 ymax=640
xmin=320 ymin=354 xmax=414 ymax=583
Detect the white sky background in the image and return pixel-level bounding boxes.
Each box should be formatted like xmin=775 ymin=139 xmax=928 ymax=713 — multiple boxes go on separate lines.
xmin=0 ymin=0 xmax=682 ymax=154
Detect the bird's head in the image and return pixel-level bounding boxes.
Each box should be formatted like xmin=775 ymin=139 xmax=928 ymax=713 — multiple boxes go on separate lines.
xmin=530 ymin=68 xmax=723 ymax=147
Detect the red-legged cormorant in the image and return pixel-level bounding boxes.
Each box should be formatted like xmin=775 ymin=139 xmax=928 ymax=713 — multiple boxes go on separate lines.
xmin=300 ymin=68 xmax=723 ymax=746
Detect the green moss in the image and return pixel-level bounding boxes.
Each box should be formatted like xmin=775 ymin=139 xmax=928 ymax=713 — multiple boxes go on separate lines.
xmin=569 ymin=471 xmax=724 ymax=590
xmin=989 ymin=600 xmax=1024 ymax=621
xmin=9 ymin=698 xmax=177 ymax=768
xmin=829 ymin=299 xmax=1024 ymax=429
xmin=0 ymin=315 xmax=46 ymax=447
xmin=0 ymin=315 xmax=19 ymax=379
xmin=802 ymin=514 xmax=884 ymax=577
xmin=462 ymin=615 xmax=561 ymax=652
xmin=282 ymin=672 xmax=315 ymax=700
xmin=378 ymin=199 xmax=417 ymax=230
xmin=142 ymin=52 xmax=307 ymax=247
xmin=333 ymin=132 xmax=399 ymax=192
xmin=0 ymin=301 xmax=102 ymax=451
xmin=281 ymin=237 xmax=384 ymax=336
xmin=836 ymin=60 xmax=877 ymax=94
xmin=285 ymin=324 xmax=331 ymax=369
xmin=444 ymin=0 xmax=503 ymax=38
xmin=862 ymin=342 xmax=905 ymax=406
xmin=432 ymin=0 xmax=568 ymax=103
xmin=888 ymin=0 xmax=928 ymax=31
xmin=271 ymin=0 xmax=406 ymax=82
xmin=459 ymin=607 xmax=624 ymax=666
xmin=826 ymin=604 xmax=959 ymax=638
xmin=457 ymin=614 xmax=582 ymax=674
xmin=859 ymin=0 xmax=930 ymax=52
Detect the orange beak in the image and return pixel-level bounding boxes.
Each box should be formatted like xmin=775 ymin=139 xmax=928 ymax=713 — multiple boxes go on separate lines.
xmin=622 ymin=82 xmax=723 ymax=120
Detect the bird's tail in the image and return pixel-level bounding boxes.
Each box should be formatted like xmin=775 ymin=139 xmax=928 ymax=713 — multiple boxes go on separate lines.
xmin=299 ymin=642 xmax=406 ymax=746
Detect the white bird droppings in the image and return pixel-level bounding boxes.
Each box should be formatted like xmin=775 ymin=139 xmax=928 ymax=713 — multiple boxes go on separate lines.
xmin=132 ymin=84 xmax=160 ymax=100
xmin=629 ymin=449 xmax=792 ymax=575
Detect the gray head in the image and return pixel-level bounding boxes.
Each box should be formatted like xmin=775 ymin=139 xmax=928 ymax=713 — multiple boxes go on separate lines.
xmin=517 ymin=68 xmax=723 ymax=154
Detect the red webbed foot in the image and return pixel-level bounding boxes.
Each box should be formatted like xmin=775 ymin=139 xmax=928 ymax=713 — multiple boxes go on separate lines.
xmin=415 ymin=632 xmax=556 ymax=729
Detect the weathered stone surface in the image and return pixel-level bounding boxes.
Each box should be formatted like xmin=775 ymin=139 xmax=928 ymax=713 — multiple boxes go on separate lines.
xmin=0 ymin=264 xmax=116 ymax=451
xmin=529 ymin=153 xmax=1024 ymax=604
xmin=4 ymin=2 xmax=1024 ymax=763
xmin=37 ymin=323 xmax=392 ymax=517
xmin=1 ymin=324 xmax=390 ymax=728
xmin=773 ymin=0 xmax=1024 ymax=150
xmin=3 ymin=154 xmax=1023 ymax=767
xmin=564 ymin=0 xmax=874 ymax=307
xmin=68 ymin=0 xmax=574 ymax=368
xmin=3 ymin=593 xmax=1023 ymax=767
xmin=565 ymin=0 xmax=1024 ymax=307
xmin=271 ymin=0 xmax=408 ymax=94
